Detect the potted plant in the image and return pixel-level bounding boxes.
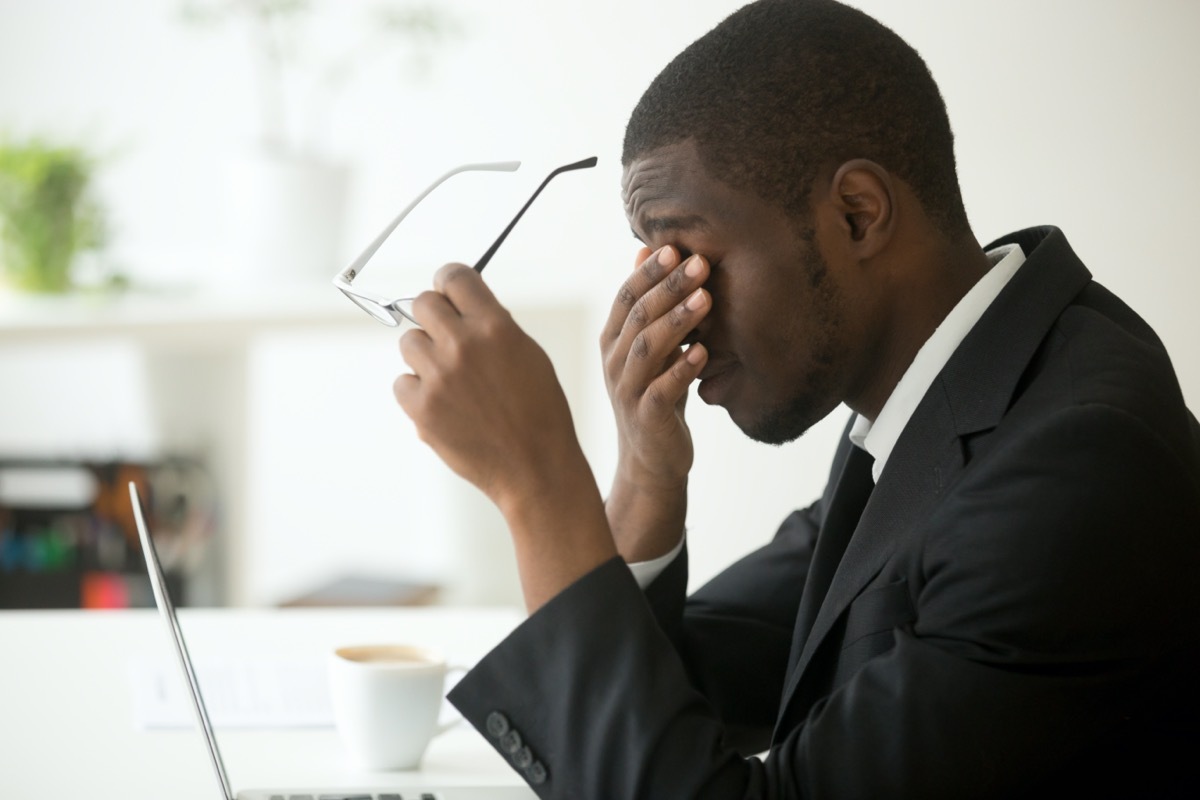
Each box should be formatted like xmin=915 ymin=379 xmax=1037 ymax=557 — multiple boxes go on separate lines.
xmin=180 ymin=0 xmax=457 ymax=285
xmin=0 ymin=139 xmax=108 ymax=294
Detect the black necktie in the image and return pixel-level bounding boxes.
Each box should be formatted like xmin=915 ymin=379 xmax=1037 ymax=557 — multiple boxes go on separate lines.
xmin=793 ymin=444 xmax=876 ymax=649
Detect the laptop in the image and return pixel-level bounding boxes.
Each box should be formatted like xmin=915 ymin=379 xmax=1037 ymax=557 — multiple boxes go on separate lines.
xmin=130 ymin=482 xmax=536 ymax=800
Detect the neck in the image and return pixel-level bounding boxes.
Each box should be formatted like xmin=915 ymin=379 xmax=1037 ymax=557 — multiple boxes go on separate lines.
xmin=849 ymin=231 xmax=992 ymax=421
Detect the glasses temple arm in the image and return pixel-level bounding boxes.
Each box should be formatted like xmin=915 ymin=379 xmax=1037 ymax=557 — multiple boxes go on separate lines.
xmin=473 ymin=156 xmax=598 ymax=273
xmin=341 ymin=161 xmax=520 ymax=280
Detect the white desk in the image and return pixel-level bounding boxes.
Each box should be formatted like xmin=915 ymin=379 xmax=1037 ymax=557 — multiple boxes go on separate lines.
xmin=0 ymin=606 xmax=534 ymax=798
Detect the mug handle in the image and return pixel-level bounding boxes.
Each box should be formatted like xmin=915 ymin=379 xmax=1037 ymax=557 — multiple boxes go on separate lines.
xmin=434 ymin=664 xmax=471 ymax=736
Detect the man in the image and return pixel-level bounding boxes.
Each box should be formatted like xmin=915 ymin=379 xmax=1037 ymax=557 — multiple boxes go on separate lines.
xmin=392 ymin=0 xmax=1200 ymax=796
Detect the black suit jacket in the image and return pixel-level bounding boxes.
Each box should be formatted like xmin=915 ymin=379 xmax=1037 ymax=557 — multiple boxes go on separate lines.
xmin=449 ymin=227 xmax=1200 ymax=798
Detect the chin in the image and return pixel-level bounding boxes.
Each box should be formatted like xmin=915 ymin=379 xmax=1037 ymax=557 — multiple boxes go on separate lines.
xmin=737 ymin=416 xmax=808 ymax=446
xmin=733 ymin=392 xmax=834 ymax=446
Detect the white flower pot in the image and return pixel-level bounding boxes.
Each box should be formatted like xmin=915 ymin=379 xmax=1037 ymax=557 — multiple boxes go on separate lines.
xmin=220 ymin=152 xmax=349 ymax=286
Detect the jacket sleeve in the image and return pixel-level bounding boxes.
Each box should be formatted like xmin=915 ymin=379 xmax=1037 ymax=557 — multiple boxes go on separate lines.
xmin=447 ymin=404 xmax=1200 ymax=799
xmin=640 ymin=509 xmax=820 ymax=754
xmin=635 ymin=432 xmax=850 ymax=754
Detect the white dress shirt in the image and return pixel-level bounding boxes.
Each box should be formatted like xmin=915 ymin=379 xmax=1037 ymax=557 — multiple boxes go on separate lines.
xmin=848 ymin=242 xmax=1025 ymax=481
xmin=628 ymin=242 xmax=1027 ymax=587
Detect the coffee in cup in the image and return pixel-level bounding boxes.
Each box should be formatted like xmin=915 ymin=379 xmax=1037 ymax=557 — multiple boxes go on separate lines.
xmin=327 ymin=644 xmax=462 ymax=770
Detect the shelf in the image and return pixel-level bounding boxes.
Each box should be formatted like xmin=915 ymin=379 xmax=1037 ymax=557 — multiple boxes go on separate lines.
xmin=0 ymin=282 xmax=366 ymax=348
xmin=0 ymin=282 xmax=591 ymax=606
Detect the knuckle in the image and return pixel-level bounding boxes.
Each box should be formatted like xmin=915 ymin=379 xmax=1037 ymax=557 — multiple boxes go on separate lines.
xmin=641 ymin=252 xmax=665 ymax=282
xmin=617 ymin=384 xmax=640 ymax=407
xmin=631 ymin=331 xmax=651 ymax=360
xmin=643 ymin=383 xmax=668 ymax=409
xmin=411 ymin=290 xmax=439 ymax=313
xmin=617 ymin=283 xmax=637 ymax=309
xmin=397 ymin=329 xmax=426 ymax=361
xmin=663 ymin=265 xmax=686 ymax=296
xmin=480 ymin=308 xmax=517 ymax=343
xmin=436 ymin=262 xmax=471 ymax=283
xmin=666 ymin=303 xmax=689 ymax=329
xmin=602 ymin=349 xmax=621 ymax=378
xmin=422 ymin=368 xmax=448 ymax=398
xmin=436 ymin=264 xmax=477 ymax=295
xmin=629 ymin=297 xmax=650 ymax=328
xmin=479 ymin=317 xmax=506 ymax=343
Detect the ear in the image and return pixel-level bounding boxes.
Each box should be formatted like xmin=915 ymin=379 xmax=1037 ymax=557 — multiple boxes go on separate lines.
xmin=828 ymin=159 xmax=894 ymax=257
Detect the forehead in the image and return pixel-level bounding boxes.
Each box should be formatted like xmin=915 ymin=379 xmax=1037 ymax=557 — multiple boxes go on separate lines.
xmin=621 ymin=139 xmax=793 ymax=245
xmin=622 ymin=140 xmax=727 ymax=237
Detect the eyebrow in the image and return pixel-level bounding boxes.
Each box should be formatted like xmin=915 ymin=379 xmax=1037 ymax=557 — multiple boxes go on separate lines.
xmin=630 ymin=213 xmax=711 ymax=242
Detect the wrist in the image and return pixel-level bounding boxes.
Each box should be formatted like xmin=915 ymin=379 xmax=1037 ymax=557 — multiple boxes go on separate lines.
xmin=606 ymin=471 xmax=688 ymax=563
xmin=495 ymin=455 xmax=617 ymax=613
xmin=613 ymin=448 xmax=690 ymax=496
xmin=492 ymin=440 xmax=595 ymax=522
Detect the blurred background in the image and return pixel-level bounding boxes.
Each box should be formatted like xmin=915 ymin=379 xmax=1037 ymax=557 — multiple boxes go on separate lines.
xmin=0 ymin=0 xmax=1197 ymax=610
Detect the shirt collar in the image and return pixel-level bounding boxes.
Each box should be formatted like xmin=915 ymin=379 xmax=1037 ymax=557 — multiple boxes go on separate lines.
xmin=849 ymin=243 xmax=1026 ymax=482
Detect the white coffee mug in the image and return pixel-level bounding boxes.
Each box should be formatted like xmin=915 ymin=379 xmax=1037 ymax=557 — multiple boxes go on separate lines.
xmin=327 ymin=644 xmax=462 ymax=770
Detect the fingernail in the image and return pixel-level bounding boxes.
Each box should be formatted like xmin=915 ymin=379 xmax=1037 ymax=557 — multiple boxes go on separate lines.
xmin=685 ymin=288 xmax=706 ymax=310
xmin=684 ymin=255 xmax=703 ymax=277
xmin=658 ymin=246 xmax=678 ymax=268
xmin=686 ymin=344 xmax=705 ymax=364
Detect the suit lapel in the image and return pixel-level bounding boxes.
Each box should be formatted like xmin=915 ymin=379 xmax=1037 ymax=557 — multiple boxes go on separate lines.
xmin=773 ymin=391 xmax=963 ymax=736
xmin=772 ymin=227 xmax=1094 ymax=738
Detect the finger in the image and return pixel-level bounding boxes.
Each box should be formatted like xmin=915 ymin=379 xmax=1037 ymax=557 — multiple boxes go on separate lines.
xmin=624 ymin=284 xmax=711 ymax=378
xmin=397 ymin=327 xmax=436 ymax=375
xmin=642 ymin=342 xmax=708 ymax=413
xmin=433 ymin=262 xmax=502 ymax=319
xmin=392 ymin=371 xmax=421 ymax=413
xmin=410 ymin=289 xmax=462 ymax=338
xmin=600 ymin=245 xmax=680 ymax=344
xmin=619 ymin=253 xmax=709 ymax=343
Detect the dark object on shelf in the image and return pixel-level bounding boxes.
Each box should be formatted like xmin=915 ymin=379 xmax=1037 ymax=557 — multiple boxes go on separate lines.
xmin=0 ymin=456 xmax=213 ymax=609
xmin=278 ymin=574 xmax=440 ymax=608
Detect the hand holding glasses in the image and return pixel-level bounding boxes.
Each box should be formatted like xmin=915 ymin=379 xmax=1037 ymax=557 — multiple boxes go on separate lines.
xmin=333 ymin=156 xmax=598 ymax=327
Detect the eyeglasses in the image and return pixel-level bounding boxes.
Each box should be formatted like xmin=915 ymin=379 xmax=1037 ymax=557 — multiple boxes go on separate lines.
xmin=333 ymin=156 xmax=598 ymax=327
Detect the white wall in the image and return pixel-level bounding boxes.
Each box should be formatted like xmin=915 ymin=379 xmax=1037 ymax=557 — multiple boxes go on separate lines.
xmin=1 ymin=0 xmax=1198 ymax=604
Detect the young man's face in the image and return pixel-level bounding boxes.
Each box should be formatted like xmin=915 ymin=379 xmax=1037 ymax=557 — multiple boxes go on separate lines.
xmin=622 ymin=139 xmax=870 ymax=444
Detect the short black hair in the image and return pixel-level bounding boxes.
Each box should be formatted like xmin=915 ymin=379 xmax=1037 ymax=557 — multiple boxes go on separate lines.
xmin=622 ymin=0 xmax=970 ymax=236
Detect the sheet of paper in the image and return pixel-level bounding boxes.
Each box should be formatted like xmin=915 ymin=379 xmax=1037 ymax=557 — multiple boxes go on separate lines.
xmin=129 ymin=655 xmax=335 ymax=730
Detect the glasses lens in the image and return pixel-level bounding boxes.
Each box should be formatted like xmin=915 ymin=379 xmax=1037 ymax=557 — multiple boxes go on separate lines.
xmin=390 ymin=298 xmax=419 ymax=327
xmin=341 ymin=289 xmax=400 ymax=327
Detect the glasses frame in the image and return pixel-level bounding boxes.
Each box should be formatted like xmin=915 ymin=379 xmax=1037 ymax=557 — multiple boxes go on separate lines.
xmin=333 ymin=156 xmax=598 ymax=327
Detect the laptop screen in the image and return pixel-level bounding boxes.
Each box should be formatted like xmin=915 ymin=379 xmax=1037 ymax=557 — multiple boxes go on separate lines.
xmin=130 ymin=481 xmax=234 ymax=800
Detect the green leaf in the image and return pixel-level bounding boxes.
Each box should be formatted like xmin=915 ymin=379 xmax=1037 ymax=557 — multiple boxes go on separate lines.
xmin=0 ymin=138 xmax=107 ymax=293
